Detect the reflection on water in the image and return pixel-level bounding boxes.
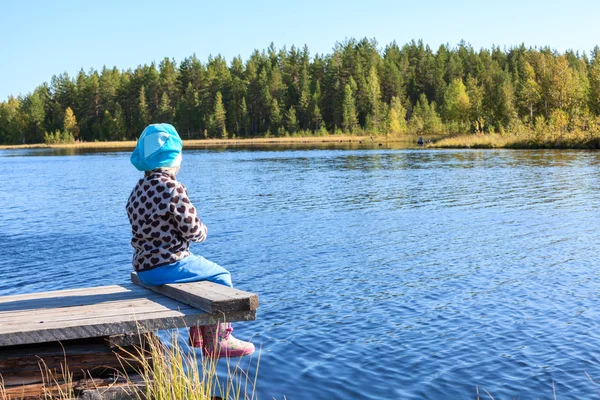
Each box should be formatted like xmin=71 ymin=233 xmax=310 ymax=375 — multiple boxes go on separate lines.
xmin=0 ymin=137 xmax=423 ymax=158
xmin=0 ymin=148 xmax=600 ymax=399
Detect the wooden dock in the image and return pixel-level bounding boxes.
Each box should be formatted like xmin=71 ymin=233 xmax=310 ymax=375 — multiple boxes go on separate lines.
xmin=0 ymin=272 xmax=259 ymax=399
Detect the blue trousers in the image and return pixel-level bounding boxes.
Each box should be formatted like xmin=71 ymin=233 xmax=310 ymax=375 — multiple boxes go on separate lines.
xmin=137 ymin=254 xmax=233 ymax=287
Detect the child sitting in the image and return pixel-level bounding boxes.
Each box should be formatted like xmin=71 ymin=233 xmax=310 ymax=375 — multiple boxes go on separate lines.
xmin=126 ymin=123 xmax=254 ymax=358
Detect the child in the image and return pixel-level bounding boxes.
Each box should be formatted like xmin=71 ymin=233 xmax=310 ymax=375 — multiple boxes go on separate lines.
xmin=126 ymin=123 xmax=254 ymax=358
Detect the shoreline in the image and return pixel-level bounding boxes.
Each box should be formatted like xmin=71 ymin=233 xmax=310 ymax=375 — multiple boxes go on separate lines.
xmin=0 ymin=135 xmax=410 ymax=150
xmin=2 ymin=132 xmax=599 ymax=151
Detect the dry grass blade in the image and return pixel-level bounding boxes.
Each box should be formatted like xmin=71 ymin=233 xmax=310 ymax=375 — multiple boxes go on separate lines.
xmin=585 ymin=371 xmax=600 ymax=397
xmin=482 ymin=387 xmax=495 ymax=400
xmin=0 ymin=377 xmax=7 ymax=400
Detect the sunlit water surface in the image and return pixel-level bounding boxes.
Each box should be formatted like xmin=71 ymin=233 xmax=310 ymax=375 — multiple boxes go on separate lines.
xmin=1 ymin=145 xmax=600 ymax=399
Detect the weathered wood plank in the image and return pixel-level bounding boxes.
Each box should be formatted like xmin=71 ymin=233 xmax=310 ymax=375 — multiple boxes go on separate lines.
xmin=0 ymin=309 xmax=255 ymax=347
xmin=2 ymin=380 xmax=75 ymax=400
xmin=104 ymin=333 xmax=147 ymax=349
xmin=131 ymin=272 xmax=259 ymax=313
xmin=2 ymin=376 xmax=140 ymax=400
xmin=0 ymin=283 xmax=145 ymax=304
xmin=0 ymin=284 xmax=157 ymax=313
xmin=0 ymin=297 xmax=192 ymax=326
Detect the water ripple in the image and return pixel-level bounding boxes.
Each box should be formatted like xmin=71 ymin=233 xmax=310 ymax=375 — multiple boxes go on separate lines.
xmin=1 ymin=148 xmax=600 ymax=398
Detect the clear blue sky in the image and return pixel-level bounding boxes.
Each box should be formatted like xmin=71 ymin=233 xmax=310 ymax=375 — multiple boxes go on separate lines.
xmin=1 ymin=0 xmax=599 ymax=100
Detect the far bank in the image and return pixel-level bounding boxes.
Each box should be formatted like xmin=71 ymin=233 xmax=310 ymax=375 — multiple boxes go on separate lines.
xmin=0 ymin=135 xmax=425 ymax=151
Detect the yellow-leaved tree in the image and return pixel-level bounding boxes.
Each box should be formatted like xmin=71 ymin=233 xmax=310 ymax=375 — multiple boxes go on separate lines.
xmin=63 ymin=107 xmax=79 ymax=139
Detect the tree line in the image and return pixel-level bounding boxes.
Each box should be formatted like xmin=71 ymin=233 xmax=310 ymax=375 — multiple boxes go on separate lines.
xmin=1 ymin=38 xmax=600 ymax=144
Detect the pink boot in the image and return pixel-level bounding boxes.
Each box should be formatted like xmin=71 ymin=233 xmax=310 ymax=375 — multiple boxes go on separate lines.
xmin=189 ymin=326 xmax=203 ymax=348
xmin=202 ymin=323 xmax=255 ymax=358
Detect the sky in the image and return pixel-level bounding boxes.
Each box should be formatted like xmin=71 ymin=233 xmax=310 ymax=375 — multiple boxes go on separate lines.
xmin=1 ymin=0 xmax=599 ymax=100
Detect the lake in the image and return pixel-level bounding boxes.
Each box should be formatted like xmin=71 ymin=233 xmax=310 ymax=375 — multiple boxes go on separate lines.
xmin=1 ymin=145 xmax=600 ymax=399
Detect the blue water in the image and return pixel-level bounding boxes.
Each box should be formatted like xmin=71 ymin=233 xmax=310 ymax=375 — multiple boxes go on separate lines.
xmin=1 ymin=146 xmax=600 ymax=399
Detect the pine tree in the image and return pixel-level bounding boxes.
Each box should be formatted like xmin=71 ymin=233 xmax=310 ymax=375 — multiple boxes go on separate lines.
xmin=113 ymin=103 xmax=127 ymax=140
xmin=158 ymin=92 xmax=174 ymax=123
xmin=298 ymin=65 xmax=311 ymax=130
xmin=240 ymin=97 xmax=250 ymax=137
xmin=176 ymin=83 xmax=200 ymax=137
xmin=311 ymin=103 xmax=323 ymax=132
xmin=310 ymin=81 xmax=323 ymax=131
xmin=159 ymin=57 xmax=178 ymax=101
xmin=285 ymin=106 xmax=298 ymax=134
xmin=213 ymin=91 xmax=227 ymax=139
xmin=342 ymin=83 xmax=358 ymax=133
xmin=270 ymin=99 xmax=282 ymax=133
xmin=366 ymin=66 xmax=382 ymax=132
xmin=137 ymin=85 xmax=150 ymax=133
xmin=22 ymin=90 xmax=46 ymax=143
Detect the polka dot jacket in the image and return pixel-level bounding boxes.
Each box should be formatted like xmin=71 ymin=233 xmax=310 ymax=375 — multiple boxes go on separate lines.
xmin=126 ymin=169 xmax=208 ymax=272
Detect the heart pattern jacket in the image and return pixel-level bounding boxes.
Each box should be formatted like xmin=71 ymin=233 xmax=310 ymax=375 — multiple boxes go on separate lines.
xmin=126 ymin=169 xmax=207 ymax=271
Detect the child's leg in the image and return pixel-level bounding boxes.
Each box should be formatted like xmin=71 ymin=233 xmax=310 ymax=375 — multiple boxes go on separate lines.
xmin=137 ymin=255 xmax=253 ymax=357
xmin=137 ymin=254 xmax=232 ymax=287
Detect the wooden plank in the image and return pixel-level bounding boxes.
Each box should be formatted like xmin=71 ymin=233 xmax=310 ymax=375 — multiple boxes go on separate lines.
xmin=104 ymin=333 xmax=147 ymax=349
xmin=2 ymin=380 xmax=74 ymax=400
xmin=0 ymin=309 xmax=255 ymax=347
xmin=2 ymin=376 xmax=139 ymax=400
xmin=0 ymin=306 xmax=195 ymax=332
xmin=0 ymin=283 xmax=146 ymax=304
xmin=131 ymin=272 xmax=259 ymax=313
xmin=0 ymin=284 xmax=156 ymax=313
xmin=0 ymin=297 xmax=192 ymax=327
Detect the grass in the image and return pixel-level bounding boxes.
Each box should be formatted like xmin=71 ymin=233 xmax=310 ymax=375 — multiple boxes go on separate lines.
xmin=120 ymin=330 xmax=260 ymax=400
xmin=0 ymin=329 xmax=259 ymax=400
xmin=429 ymin=130 xmax=600 ymax=149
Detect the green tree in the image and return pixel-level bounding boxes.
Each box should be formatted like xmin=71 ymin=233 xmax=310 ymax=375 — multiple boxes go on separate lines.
xmin=22 ymin=90 xmax=46 ymax=143
xmin=136 ymin=85 xmax=150 ymax=134
xmin=443 ymin=78 xmax=471 ymax=123
xmin=342 ymin=82 xmax=358 ymax=133
xmin=158 ymin=92 xmax=174 ymax=123
xmin=0 ymin=97 xmax=25 ymax=144
xmin=113 ymin=103 xmax=127 ymax=139
xmin=212 ymin=91 xmax=227 ymax=138
xmin=285 ymin=106 xmax=298 ymax=134
xmin=270 ymin=99 xmax=282 ymax=133
xmin=411 ymin=93 xmax=443 ymax=134
xmin=589 ymin=47 xmax=600 ymax=115
xmin=176 ymin=83 xmax=200 ymax=137
xmin=365 ymin=66 xmax=382 ymax=132
xmin=240 ymin=97 xmax=250 ymax=137
xmin=518 ymin=61 xmax=541 ymax=123
xmin=466 ymin=75 xmax=484 ymax=131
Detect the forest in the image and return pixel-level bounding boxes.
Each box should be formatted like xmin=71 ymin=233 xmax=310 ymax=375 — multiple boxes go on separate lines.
xmin=1 ymin=38 xmax=599 ymax=145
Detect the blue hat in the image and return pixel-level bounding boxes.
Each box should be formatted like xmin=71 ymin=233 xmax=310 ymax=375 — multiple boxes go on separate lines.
xmin=130 ymin=123 xmax=183 ymax=171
